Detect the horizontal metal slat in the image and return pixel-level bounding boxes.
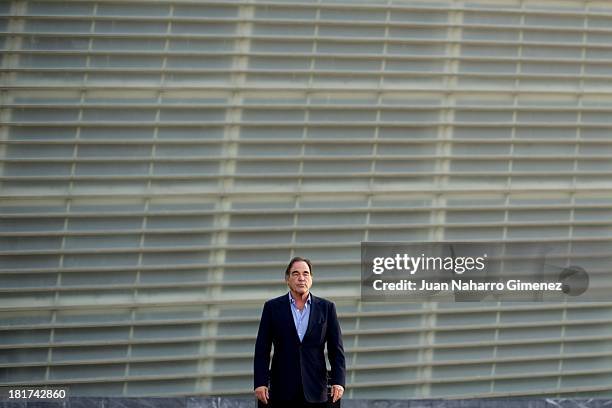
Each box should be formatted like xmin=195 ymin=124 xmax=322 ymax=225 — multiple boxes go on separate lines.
xmin=2 ymin=313 xmax=611 ymax=335
xmin=1 ymin=139 xmax=609 ymax=147
xmin=3 ymin=301 xmax=612 ymax=331
xmin=2 ymin=290 xmax=612 ymax=312
xmin=4 ymin=348 xmax=612 ymax=375
xmin=3 ymin=330 xmax=612 ymax=355
xmin=7 ymin=121 xmax=612 ymax=129
xmin=0 ymin=154 xmax=601 ymax=161
xmin=6 ymin=84 xmax=612 ymax=94
xmin=2 ymin=203 xmax=611 ymax=219
xmin=3 ymin=186 xmax=612 ymax=201
xmin=6 ymin=103 xmax=612 ymax=114
xmin=4 ymin=238 xmax=612 ymax=256
xmin=116 ymin=383 xmax=612 ymax=398
xmin=5 ymin=16 xmax=612 ymax=34
xmin=6 ymin=35 xmax=612 ymax=52
xmin=2 ymin=219 xmax=612 ymax=238
xmin=16 ymin=0 xmax=612 ymax=19
xmin=8 ymin=66 xmax=612 ymax=78
xmin=9 ymin=68 xmax=612 ymax=83
xmin=3 ymin=365 xmax=612 ymax=389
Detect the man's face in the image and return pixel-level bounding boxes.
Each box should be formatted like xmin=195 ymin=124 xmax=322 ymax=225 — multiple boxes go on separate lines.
xmin=286 ymin=260 xmax=312 ymax=296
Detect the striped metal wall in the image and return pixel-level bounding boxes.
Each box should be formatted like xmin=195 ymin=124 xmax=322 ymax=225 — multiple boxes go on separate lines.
xmin=2 ymin=0 xmax=612 ymax=398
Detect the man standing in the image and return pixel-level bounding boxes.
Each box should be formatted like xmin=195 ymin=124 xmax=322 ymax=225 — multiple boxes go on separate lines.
xmin=254 ymin=257 xmax=346 ymax=407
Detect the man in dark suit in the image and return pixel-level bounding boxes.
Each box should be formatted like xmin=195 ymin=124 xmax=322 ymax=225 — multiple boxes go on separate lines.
xmin=254 ymin=257 xmax=346 ymax=407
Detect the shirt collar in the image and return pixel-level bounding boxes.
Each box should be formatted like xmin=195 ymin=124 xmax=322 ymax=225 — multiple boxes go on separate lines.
xmin=289 ymin=292 xmax=311 ymax=306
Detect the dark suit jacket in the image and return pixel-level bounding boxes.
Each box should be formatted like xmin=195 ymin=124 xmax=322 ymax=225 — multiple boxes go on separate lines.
xmin=254 ymin=292 xmax=346 ymax=403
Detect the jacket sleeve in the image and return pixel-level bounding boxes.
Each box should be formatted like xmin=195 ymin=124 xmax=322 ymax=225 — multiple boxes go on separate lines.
xmin=326 ymin=302 xmax=346 ymax=387
xmin=254 ymin=301 xmax=273 ymax=389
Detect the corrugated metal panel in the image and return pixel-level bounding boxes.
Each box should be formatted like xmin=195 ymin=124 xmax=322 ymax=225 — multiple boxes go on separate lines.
xmin=1 ymin=0 xmax=612 ymax=398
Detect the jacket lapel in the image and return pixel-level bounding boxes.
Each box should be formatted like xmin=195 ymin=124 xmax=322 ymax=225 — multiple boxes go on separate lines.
xmin=284 ymin=292 xmax=301 ymax=343
xmin=303 ymin=294 xmax=319 ymax=341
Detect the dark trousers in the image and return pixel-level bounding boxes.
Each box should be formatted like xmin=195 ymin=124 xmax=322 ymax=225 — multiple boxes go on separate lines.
xmin=258 ymin=361 xmax=341 ymax=407
xmin=257 ymin=382 xmax=340 ymax=408
xmin=259 ymin=395 xmax=333 ymax=408
xmin=257 ymin=395 xmax=329 ymax=407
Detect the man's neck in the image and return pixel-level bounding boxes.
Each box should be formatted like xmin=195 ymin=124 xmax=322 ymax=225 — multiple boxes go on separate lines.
xmin=290 ymin=290 xmax=309 ymax=305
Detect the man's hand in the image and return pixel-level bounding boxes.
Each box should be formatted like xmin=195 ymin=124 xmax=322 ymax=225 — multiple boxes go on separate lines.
xmin=254 ymin=386 xmax=269 ymax=404
xmin=330 ymin=384 xmax=344 ymax=403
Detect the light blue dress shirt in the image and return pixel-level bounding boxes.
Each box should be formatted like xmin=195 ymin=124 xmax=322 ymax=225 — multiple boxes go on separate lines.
xmin=289 ymin=292 xmax=311 ymax=342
